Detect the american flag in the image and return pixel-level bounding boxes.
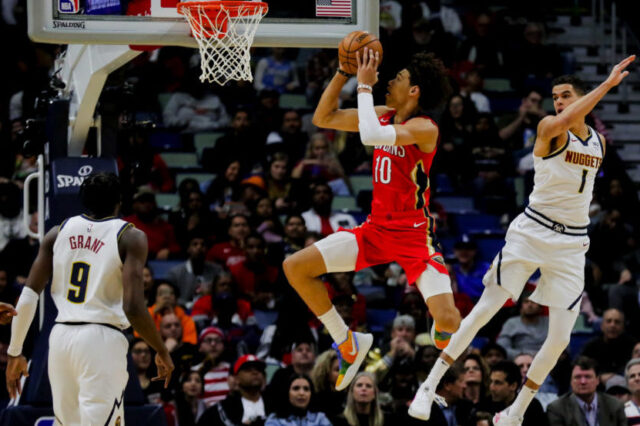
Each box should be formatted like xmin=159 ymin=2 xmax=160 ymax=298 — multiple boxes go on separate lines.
xmin=316 ymin=0 xmax=352 ymax=17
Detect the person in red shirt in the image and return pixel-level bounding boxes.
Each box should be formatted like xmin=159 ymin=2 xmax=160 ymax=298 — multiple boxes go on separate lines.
xmin=206 ymin=213 xmax=250 ymax=267
xmin=283 ymin=49 xmax=461 ymax=399
xmin=229 ymin=233 xmax=279 ymax=299
xmin=124 ymin=189 xmax=181 ymax=259
xmin=191 ymin=272 xmax=255 ymax=328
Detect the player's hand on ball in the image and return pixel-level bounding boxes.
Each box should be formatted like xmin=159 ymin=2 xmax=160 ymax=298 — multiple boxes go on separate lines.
xmin=0 ymin=302 xmax=17 ymax=325
xmin=606 ymin=55 xmax=636 ymax=88
xmin=6 ymin=354 xmax=28 ymax=399
xmin=153 ymin=351 xmax=175 ymax=389
xmin=356 ymin=47 xmax=379 ymax=87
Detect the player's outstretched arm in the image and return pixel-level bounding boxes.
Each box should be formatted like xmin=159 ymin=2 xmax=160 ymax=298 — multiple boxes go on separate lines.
xmin=6 ymin=227 xmax=58 ymax=398
xmin=120 ymin=227 xmax=174 ymax=388
xmin=538 ymin=55 xmax=636 ymax=144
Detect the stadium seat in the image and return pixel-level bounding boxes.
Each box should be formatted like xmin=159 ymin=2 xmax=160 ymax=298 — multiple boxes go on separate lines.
xmin=435 ymin=196 xmax=475 ymax=214
xmin=349 ymin=175 xmax=373 ymax=195
xmin=435 ymin=174 xmax=454 ymax=194
xmin=484 ymin=78 xmax=513 ymax=92
xmin=147 ymin=260 xmax=183 ymax=281
xmin=176 ymin=172 xmax=215 ymax=187
xmin=357 ymin=285 xmax=386 ymax=302
xmin=366 ymin=309 xmax=397 ymax=333
xmin=160 ymin=152 xmax=198 ymax=169
xmin=279 ymin=94 xmax=309 ymax=109
xmin=194 ymin=132 xmax=224 ymax=159
xmin=155 ymin=193 xmax=180 ymax=211
xmin=253 ymin=310 xmax=279 ymax=330
xmin=476 ymin=238 xmax=505 ymax=262
xmin=452 ymin=213 xmax=502 ymax=235
xmin=149 ymin=131 xmax=183 ymax=151
xmin=332 ymin=195 xmax=358 ymax=211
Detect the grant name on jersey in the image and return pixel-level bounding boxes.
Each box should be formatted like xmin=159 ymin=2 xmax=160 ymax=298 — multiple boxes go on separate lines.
xmin=564 ymin=151 xmax=602 ymax=169
xmin=69 ymin=235 xmax=105 ymax=254
xmin=375 ymin=145 xmax=406 ymax=157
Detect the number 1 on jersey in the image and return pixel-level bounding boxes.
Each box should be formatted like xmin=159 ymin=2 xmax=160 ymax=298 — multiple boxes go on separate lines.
xmin=68 ymin=262 xmax=90 ymax=304
xmin=374 ymin=156 xmax=391 ymax=184
xmin=578 ymin=169 xmax=588 ymax=193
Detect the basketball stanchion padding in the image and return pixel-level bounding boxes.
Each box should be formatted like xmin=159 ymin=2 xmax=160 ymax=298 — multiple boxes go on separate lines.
xmin=177 ymin=1 xmax=268 ymax=85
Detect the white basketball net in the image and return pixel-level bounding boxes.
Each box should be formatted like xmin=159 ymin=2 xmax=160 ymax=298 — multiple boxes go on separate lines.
xmin=179 ymin=2 xmax=267 ymax=85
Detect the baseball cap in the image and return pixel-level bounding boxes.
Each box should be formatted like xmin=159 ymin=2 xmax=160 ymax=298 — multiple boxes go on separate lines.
xmin=454 ymin=234 xmax=477 ymax=250
xmin=605 ymin=375 xmax=630 ymax=394
xmin=198 ymin=326 xmax=224 ymax=344
xmin=233 ymin=354 xmax=266 ymax=375
xmin=133 ymin=187 xmax=156 ymax=203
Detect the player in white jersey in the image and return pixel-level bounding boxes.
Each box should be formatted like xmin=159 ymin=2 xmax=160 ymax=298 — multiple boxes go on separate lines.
xmin=5 ymin=172 xmax=174 ymax=425
xmin=409 ymin=55 xmax=636 ymax=425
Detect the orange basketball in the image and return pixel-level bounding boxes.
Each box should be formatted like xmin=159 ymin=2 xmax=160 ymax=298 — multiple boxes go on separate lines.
xmin=338 ymin=30 xmax=383 ymax=75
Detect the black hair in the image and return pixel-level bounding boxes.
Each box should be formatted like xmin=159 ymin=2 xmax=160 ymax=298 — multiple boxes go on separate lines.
xmin=285 ymin=213 xmax=305 ymax=225
xmin=406 ymin=52 xmax=453 ymax=111
xmin=79 ymin=172 xmax=121 ymax=218
xmin=437 ymin=364 xmax=463 ymax=391
xmin=481 ymin=341 xmax=507 ymax=359
xmin=491 ymin=361 xmax=521 ymax=385
xmin=552 ymin=75 xmax=589 ymax=96
xmin=572 ymin=356 xmax=599 ymax=375
xmin=245 ymin=231 xmax=266 ymax=246
xmin=273 ymin=373 xmax=316 ymax=418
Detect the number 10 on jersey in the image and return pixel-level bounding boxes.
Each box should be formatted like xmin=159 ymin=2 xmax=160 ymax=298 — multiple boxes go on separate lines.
xmin=374 ymin=156 xmax=391 ymax=184
xmin=68 ymin=262 xmax=90 ymax=304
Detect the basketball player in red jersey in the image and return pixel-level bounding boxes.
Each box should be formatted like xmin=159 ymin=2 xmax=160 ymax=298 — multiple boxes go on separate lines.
xmin=283 ymin=48 xmax=460 ymax=392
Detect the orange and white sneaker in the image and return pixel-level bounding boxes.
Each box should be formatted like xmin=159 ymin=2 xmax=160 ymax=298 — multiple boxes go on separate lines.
xmin=431 ymin=323 xmax=452 ymax=350
xmin=333 ymin=330 xmax=373 ymax=391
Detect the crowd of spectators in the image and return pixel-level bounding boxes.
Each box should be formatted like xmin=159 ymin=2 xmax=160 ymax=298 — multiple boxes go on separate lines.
xmin=0 ymin=0 xmax=640 ymax=425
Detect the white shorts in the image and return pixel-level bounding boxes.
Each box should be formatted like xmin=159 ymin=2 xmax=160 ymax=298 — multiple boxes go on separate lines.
xmin=483 ymin=212 xmax=589 ymax=311
xmin=314 ymin=231 xmax=452 ymax=300
xmin=49 ymin=323 xmax=129 ymax=426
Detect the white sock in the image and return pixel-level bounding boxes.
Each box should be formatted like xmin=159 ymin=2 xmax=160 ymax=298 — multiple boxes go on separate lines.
xmin=510 ymin=385 xmax=537 ymax=418
xmin=425 ymin=357 xmax=450 ymax=390
xmin=318 ymin=306 xmax=349 ymax=343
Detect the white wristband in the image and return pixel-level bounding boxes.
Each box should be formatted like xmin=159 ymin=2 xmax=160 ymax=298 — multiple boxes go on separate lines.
xmin=8 ymin=286 xmax=40 ymax=357
xmin=357 ymin=83 xmax=373 ymax=92
xmin=357 ymin=92 xmax=396 ymax=146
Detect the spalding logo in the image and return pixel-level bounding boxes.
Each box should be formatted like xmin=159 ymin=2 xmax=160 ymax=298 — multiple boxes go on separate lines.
xmin=56 ymin=165 xmax=93 ymax=188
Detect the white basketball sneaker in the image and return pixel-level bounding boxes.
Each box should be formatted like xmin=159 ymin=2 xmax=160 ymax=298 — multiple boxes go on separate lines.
xmin=493 ymin=408 xmax=523 ymax=426
xmin=408 ymin=380 xmax=448 ymax=420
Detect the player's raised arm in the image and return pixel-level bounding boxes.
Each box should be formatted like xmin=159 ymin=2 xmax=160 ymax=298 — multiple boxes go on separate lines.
xmin=6 ymin=227 xmax=58 ymax=398
xmin=120 ymin=227 xmax=174 ymax=388
xmin=537 ymin=55 xmax=636 ymax=145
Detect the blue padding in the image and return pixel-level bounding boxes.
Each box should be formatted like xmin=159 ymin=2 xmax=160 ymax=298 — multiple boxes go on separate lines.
xmin=147 ymin=260 xmax=183 ymax=281
xmin=435 ymin=174 xmax=454 ymax=194
xmin=149 ymin=132 xmax=183 ymax=150
xmin=476 ymin=238 xmax=505 ymax=262
xmin=453 ymin=214 xmax=502 ymax=234
xmin=434 ymin=196 xmax=475 ymax=214
xmin=366 ymin=309 xmax=397 ymax=333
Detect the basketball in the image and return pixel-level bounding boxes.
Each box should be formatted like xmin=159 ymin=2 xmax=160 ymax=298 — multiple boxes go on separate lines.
xmin=338 ymin=30 xmax=383 ymax=75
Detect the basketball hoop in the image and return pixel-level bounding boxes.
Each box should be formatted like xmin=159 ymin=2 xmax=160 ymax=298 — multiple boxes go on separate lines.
xmin=177 ymin=1 xmax=268 ymax=85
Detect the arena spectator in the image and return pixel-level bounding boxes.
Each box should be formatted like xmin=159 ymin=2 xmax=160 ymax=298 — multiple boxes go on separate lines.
xmin=456 ymin=12 xmax=505 ymax=75
xmin=291 ymin=133 xmax=349 ymax=196
xmin=450 ymin=235 xmax=491 ymax=303
xmin=605 ymin=375 xmax=631 ymax=403
xmin=547 ymin=356 xmax=626 ymax=426
xmin=477 ymin=360 xmax=548 ymax=426
xmin=497 ymin=88 xmax=547 ymax=151
xmin=191 ymin=272 xmax=255 ymax=329
xmin=143 ymin=264 xmax=155 ymax=307
xmin=206 ymin=214 xmax=250 ymax=268
xmin=334 ymin=372 xmax=387 ymax=426
xmin=515 ymin=351 xmax=559 ymax=409
xmin=415 ymin=345 xmax=440 ymax=384
xmin=324 ymin=272 xmax=366 ymax=329
xmin=265 ymin=110 xmax=307 ymax=161
xmin=192 ymin=327 xmax=231 ymax=407
xmin=430 ymin=364 xmax=474 ymax=426
xmin=250 ymin=197 xmax=284 ymax=244
xmin=159 ymin=312 xmax=199 ymax=383
xmin=197 ymin=354 xmax=272 ymax=426
xmin=228 ymin=233 xmax=279 ymax=302
xmin=624 ymin=358 xmax=640 ymax=422
xmin=276 ymin=214 xmax=306 ymax=261
xmin=124 ymin=189 xmax=181 ymax=259
xmin=130 ymin=338 xmax=164 ymax=404
xmin=253 ymin=48 xmax=300 ymax=94
xmin=496 ymin=290 xmax=549 ymax=360
xmin=265 ymin=153 xmax=293 ymax=213
xmin=204 ymin=159 xmax=243 ymax=214
xmin=172 ymin=371 xmax=207 ymax=426
xmin=310 ymin=350 xmax=345 ymax=422
xmin=366 ymin=315 xmax=416 ymax=383
xmin=461 ymin=69 xmax=492 ymax=113
xmin=462 ymin=353 xmax=490 ymax=405
xmin=168 ymin=190 xmax=218 ymax=250
xmin=147 ymin=282 xmax=198 ymax=345
xmin=265 ymin=373 xmax=331 ymax=426
xmin=507 ymin=22 xmax=563 ymax=88
xmin=301 ymin=183 xmax=357 ymax=236
xmin=168 ymin=235 xmax=224 ymax=306
xmin=481 ymin=342 xmax=508 ymax=368
xmin=581 ymin=308 xmax=637 ymax=376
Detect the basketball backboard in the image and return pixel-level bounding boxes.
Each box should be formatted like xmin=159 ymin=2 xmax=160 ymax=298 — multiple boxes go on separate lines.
xmin=28 ymin=0 xmax=379 ymax=48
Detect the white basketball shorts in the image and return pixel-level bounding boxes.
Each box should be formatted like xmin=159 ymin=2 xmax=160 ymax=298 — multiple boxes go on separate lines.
xmin=48 ymin=323 xmax=129 ymax=426
xmin=483 ymin=212 xmax=589 ymax=311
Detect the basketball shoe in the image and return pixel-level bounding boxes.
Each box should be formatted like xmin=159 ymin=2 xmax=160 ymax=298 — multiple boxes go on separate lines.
xmin=408 ymin=380 xmax=448 ymax=420
xmin=430 ymin=323 xmax=452 ymax=350
xmin=333 ymin=330 xmax=373 ymax=391
xmin=493 ymin=408 xmax=523 ymax=426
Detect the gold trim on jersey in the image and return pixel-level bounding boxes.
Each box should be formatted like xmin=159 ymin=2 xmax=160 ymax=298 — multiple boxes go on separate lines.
xmin=411 ymin=160 xmax=430 ymax=210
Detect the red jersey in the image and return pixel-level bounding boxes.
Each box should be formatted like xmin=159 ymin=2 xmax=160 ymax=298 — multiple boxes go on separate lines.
xmin=370 ymin=111 xmax=438 ymax=215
